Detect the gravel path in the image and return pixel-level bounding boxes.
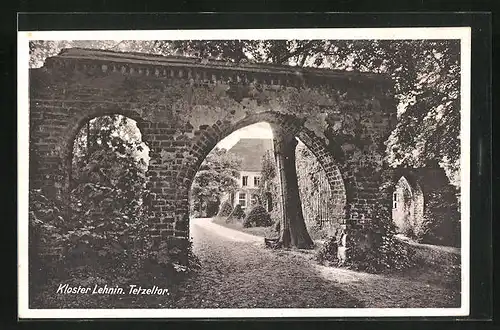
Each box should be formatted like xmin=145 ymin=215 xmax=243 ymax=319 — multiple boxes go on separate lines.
xmin=171 ymin=218 xmax=362 ymax=308
xmin=169 ymin=218 xmax=460 ymax=309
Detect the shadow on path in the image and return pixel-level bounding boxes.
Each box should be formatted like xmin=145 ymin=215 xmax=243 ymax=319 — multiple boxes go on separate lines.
xmin=170 ymin=218 xmax=363 ymax=308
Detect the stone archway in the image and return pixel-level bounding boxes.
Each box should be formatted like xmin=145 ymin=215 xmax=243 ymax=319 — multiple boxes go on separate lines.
xmin=178 ymin=112 xmax=350 ymax=237
xmin=29 ymin=47 xmax=397 ymax=263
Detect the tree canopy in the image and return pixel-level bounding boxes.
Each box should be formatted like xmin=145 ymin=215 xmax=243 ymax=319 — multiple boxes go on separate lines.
xmin=29 ymin=39 xmax=461 ymax=185
xmin=163 ymin=40 xmax=460 ymax=183
xmin=190 ymin=147 xmax=242 ymax=215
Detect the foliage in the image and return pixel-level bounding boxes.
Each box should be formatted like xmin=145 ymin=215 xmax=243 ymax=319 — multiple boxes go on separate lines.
xmin=258 ymin=150 xmax=280 ymax=212
xmin=227 ymin=204 xmax=245 ymax=223
xmin=153 ymin=238 xmax=201 ymax=275
xmin=190 ymin=147 xmax=241 ymax=216
xmin=164 ymin=40 xmax=330 ymax=66
xmin=328 ymin=40 xmax=460 ymax=182
xmin=260 ymin=150 xmax=276 ymax=182
xmin=28 ymin=113 xmax=151 ymax=292
xmin=29 ymin=40 xmax=73 ymax=68
xmin=29 ymin=188 xmax=68 ymax=293
xmin=205 ymin=200 xmax=220 ymax=218
xmin=419 ymin=188 xmax=461 ymax=247
xmin=29 ymin=40 xmax=170 ymax=69
xmin=347 ymin=191 xmax=416 ymax=273
xmin=29 ymin=114 xmax=199 ymax=307
xmin=217 ymin=200 xmax=233 ymax=218
xmin=158 ymin=39 xmax=460 ymax=184
xmin=243 ymin=205 xmax=273 ymax=228
xmin=315 ymin=236 xmax=339 ymax=265
xmin=66 ymin=115 xmax=150 ymax=271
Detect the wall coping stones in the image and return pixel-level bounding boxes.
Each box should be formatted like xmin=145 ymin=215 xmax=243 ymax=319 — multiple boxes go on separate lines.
xmin=41 ymin=47 xmax=393 ymax=89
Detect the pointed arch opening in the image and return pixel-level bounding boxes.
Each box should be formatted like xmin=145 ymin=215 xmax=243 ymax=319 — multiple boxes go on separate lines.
xmin=392 ymin=175 xmax=425 ymax=238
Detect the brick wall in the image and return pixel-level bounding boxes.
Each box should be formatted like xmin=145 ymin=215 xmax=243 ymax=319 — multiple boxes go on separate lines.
xmin=28 ymin=48 xmax=397 ymax=261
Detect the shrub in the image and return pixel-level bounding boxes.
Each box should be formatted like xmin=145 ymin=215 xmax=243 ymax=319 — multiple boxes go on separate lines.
xmin=227 ymin=204 xmax=245 ymax=223
xmin=151 ymin=237 xmax=201 ymax=282
xmin=340 ymin=174 xmax=418 ymax=274
xmin=346 ymin=198 xmax=416 ymax=273
xmin=243 ymin=205 xmax=272 ymax=228
xmin=29 ymin=187 xmax=203 ymax=308
xmin=29 ymin=115 xmax=203 ymax=307
xmin=315 ymin=236 xmax=339 ymax=265
xmin=418 ymin=188 xmax=461 ymax=247
xmin=29 ymin=188 xmax=68 ymax=296
xmin=217 ymin=200 xmax=233 ymax=218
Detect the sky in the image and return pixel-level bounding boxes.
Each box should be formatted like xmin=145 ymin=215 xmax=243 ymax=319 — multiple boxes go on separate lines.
xmin=216 ymin=122 xmax=274 ymax=150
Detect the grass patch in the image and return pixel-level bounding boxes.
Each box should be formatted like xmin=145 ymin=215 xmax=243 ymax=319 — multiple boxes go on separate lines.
xmin=213 ymin=216 xmax=276 ymax=238
xmin=394 ymin=243 xmax=461 ymax=290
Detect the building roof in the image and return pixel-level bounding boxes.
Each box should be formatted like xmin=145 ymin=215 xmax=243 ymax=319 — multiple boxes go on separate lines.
xmin=228 ymin=138 xmax=274 ymax=172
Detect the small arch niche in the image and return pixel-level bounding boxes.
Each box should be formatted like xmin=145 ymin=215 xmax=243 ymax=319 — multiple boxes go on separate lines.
xmin=392 ymin=176 xmax=424 ymax=237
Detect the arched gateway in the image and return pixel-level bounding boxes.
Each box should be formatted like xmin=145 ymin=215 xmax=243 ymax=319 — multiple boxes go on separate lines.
xmin=29 ymin=48 xmax=397 ymax=263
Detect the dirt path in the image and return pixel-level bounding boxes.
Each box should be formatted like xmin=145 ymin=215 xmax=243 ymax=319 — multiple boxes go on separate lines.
xmin=170 ymin=218 xmax=460 ymax=309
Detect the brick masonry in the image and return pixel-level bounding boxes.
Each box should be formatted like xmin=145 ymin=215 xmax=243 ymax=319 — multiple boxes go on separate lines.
xmin=28 ymin=48 xmax=398 ymax=260
xmin=391 ymin=166 xmax=460 ymax=240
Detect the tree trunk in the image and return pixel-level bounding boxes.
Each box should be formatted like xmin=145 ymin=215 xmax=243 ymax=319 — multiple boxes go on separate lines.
xmin=86 ymin=120 xmax=90 ymax=155
xmin=273 ymin=130 xmax=314 ymax=249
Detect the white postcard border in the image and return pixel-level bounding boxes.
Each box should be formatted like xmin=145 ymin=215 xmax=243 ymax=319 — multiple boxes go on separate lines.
xmin=17 ymin=27 xmax=471 ymax=319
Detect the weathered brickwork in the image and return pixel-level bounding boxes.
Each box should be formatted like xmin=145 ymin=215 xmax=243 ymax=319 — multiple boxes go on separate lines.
xmin=391 ymin=166 xmax=460 ymax=241
xmin=29 ymin=48 xmax=397 ymax=259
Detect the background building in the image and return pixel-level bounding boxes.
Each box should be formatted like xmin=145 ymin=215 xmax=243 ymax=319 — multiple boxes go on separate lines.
xmin=224 ymin=138 xmax=274 ymax=210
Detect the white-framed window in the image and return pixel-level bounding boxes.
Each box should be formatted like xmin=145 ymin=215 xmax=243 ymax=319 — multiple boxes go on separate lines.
xmin=239 ymin=192 xmax=247 ymax=208
xmin=254 ymin=176 xmax=261 ymax=187
xmin=393 ymin=192 xmax=398 ymax=209
xmin=242 ymin=176 xmax=248 ymax=186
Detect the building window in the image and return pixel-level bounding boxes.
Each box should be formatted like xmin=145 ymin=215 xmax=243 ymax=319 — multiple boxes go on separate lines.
xmin=254 ymin=176 xmax=261 ymax=187
xmin=393 ymin=192 xmax=397 ymax=209
xmin=266 ymin=192 xmax=273 ymax=212
xmin=239 ymin=192 xmax=246 ymax=208
xmin=242 ymin=176 xmax=248 ymax=186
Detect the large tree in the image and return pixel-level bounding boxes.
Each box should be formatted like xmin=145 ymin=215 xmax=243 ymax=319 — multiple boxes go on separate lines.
xmin=162 ymin=39 xmax=461 ymax=184
xmin=272 ymin=128 xmax=314 ymax=249
xmin=165 ymin=39 xmax=460 ymax=248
